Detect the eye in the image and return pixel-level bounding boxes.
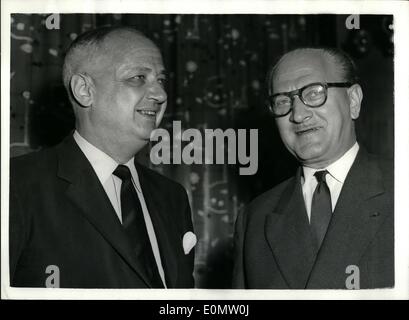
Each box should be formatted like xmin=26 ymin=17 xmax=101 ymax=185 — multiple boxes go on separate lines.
xmin=126 ymin=74 xmax=146 ymax=86
xmin=274 ymin=95 xmax=291 ymax=106
xmin=304 ymin=85 xmax=325 ymax=100
xmin=157 ymin=77 xmax=167 ymax=87
xmin=130 ymin=74 xmax=146 ymax=81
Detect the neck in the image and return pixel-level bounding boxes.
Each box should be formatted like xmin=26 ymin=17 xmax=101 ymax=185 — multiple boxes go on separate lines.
xmin=301 ymin=140 xmax=357 ymax=169
xmin=76 ymin=127 xmax=146 ymax=164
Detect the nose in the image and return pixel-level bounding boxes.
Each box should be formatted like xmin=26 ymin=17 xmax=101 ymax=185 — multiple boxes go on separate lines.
xmin=290 ymin=96 xmax=313 ymax=123
xmin=147 ymin=83 xmax=167 ymax=105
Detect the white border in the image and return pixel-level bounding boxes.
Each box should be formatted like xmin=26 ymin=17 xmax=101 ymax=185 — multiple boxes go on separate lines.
xmin=2 ymin=0 xmax=409 ymax=300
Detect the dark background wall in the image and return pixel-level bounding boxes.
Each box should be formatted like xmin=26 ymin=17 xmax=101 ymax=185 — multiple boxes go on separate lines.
xmin=10 ymin=14 xmax=394 ymax=288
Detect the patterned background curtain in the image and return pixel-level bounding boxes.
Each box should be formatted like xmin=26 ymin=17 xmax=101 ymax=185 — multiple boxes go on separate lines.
xmin=10 ymin=14 xmax=394 ymax=288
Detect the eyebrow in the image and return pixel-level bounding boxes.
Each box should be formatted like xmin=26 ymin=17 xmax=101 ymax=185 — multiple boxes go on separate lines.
xmin=134 ymin=67 xmax=165 ymax=74
xmin=118 ymin=65 xmax=167 ymax=77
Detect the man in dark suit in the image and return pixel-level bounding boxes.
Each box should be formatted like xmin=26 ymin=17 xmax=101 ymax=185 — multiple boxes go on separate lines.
xmin=233 ymin=47 xmax=393 ymax=289
xmin=10 ymin=26 xmax=196 ymax=288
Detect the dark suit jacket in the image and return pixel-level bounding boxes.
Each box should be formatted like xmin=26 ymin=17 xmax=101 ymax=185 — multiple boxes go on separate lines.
xmin=10 ymin=135 xmax=195 ymax=288
xmin=233 ymin=148 xmax=394 ymax=289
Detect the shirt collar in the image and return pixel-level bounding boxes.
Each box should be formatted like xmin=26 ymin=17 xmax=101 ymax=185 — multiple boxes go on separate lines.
xmin=303 ymin=142 xmax=359 ymax=184
xmin=73 ymin=130 xmax=135 ymax=185
xmin=124 ymin=157 xmax=141 ymax=193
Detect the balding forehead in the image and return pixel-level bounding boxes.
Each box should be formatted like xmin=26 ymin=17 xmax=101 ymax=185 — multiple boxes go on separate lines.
xmin=98 ymin=31 xmax=159 ymax=60
xmin=102 ymin=29 xmax=156 ymax=49
xmin=276 ymin=50 xmax=327 ymax=74
xmin=90 ymin=30 xmax=162 ymax=72
xmin=275 ymin=66 xmax=317 ymax=80
xmin=273 ymin=49 xmax=342 ymax=85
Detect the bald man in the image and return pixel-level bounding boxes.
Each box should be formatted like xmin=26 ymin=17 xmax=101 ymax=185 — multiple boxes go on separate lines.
xmin=232 ymin=47 xmax=393 ymax=289
xmin=10 ymin=26 xmax=195 ymax=288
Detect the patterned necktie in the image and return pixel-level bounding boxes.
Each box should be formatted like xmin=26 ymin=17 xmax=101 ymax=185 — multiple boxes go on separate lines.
xmin=113 ymin=165 xmax=164 ymax=288
xmin=310 ymin=170 xmax=333 ymax=251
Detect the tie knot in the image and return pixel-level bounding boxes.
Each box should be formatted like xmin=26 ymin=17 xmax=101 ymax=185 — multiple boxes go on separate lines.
xmin=314 ymin=170 xmax=329 ymax=183
xmin=113 ymin=165 xmax=132 ymax=182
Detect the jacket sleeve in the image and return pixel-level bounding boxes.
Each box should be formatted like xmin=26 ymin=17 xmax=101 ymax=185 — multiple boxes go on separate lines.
xmin=9 ymin=177 xmax=28 ymax=286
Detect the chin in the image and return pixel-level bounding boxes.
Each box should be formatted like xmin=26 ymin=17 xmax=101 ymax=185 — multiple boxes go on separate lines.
xmin=295 ymin=144 xmax=326 ymax=164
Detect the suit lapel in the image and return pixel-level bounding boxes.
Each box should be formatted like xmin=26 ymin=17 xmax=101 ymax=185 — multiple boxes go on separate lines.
xmin=265 ymin=168 xmax=317 ymax=288
xmin=307 ymin=149 xmax=389 ymax=288
xmin=56 ymin=136 xmax=152 ymax=287
xmin=135 ymin=162 xmax=179 ymax=288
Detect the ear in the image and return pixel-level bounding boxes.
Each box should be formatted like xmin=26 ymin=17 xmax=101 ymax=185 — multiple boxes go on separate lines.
xmin=69 ymin=73 xmax=94 ymax=108
xmin=347 ymin=83 xmax=363 ymax=120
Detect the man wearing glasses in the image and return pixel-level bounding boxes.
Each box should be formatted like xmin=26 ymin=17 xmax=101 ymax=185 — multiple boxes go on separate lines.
xmin=232 ymin=47 xmax=393 ymax=289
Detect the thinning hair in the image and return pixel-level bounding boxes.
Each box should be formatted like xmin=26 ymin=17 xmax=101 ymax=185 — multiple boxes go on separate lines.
xmin=266 ymin=47 xmax=359 ymax=94
xmin=62 ymin=26 xmax=146 ymax=103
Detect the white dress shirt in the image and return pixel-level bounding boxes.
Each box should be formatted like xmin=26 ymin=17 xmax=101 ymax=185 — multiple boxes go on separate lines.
xmin=73 ymin=130 xmax=167 ymax=287
xmin=302 ymin=142 xmax=359 ymax=222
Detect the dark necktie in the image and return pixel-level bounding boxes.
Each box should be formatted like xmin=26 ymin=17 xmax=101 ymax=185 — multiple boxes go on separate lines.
xmin=310 ymin=170 xmax=333 ymax=251
xmin=113 ymin=165 xmax=164 ymax=288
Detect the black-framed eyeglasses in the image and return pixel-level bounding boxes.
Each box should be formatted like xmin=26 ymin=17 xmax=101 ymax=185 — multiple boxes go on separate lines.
xmin=268 ymin=82 xmax=353 ymax=118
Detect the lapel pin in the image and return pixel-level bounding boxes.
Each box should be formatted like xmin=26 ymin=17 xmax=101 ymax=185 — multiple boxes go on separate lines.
xmin=182 ymin=231 xmax=197 ymax=255
xmin=370 ymin=212 xmax=380 ymax=217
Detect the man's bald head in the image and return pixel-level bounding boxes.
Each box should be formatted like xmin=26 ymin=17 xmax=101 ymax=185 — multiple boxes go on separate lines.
xmin=62 ymin=25 xmax=167 ymax=163
xmin=267 ymin=47 xmax=358 ymax=94
xmin=62 ymin=26 xmax=157 ymax=105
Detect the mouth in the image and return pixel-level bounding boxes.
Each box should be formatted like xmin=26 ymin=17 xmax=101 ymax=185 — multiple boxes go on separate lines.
xmin=136 ymin=109 xmax=159 ymax=119
xmin=295 ymin=126 xmax=321 ymax=136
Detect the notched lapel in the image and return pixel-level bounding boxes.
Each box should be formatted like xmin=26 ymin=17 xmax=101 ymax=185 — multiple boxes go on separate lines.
xmin=265 ymin=169 xmax=316 ymax=289
xmin=56 ymin=136 xmax=153 ymax=287
xmin=307 ymin=149 xmax=390 ymax=288
xmin=136 ymin=163 xmax=179 ymax=288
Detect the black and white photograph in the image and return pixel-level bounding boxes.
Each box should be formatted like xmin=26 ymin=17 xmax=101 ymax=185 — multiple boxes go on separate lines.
xmin=1 ymin=0 xmax=408 ymax=302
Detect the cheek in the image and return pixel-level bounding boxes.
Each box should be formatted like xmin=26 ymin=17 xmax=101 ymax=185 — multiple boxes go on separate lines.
xmin=276 ymin=120 xmax=295 ymax=144
xmin=323 ymin=94 xmax=350 ymax=124
xmin=94 ymin=87 xmax=118 ymax=116
xmin=111 ymin=87 xmax=145 ymax=114
xmin=321 ymin=105 xmax=347 ymax=136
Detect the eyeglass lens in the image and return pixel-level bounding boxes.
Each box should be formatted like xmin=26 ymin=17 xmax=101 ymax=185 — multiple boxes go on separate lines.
xmin=271 ymin=83 xmax=327 ymax=116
